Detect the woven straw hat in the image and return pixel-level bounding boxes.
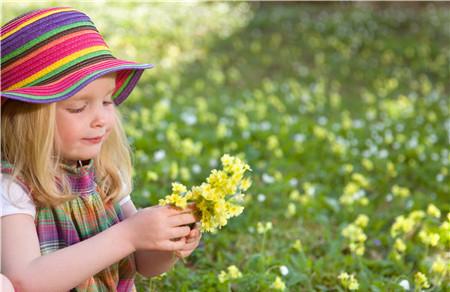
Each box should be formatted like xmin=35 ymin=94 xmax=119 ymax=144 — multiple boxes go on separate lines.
xmin=1 ymin=7 xmax=153 ymax=105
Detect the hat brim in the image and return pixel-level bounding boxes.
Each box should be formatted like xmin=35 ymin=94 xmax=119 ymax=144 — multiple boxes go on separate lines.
xmin=1 ymin=58 xmax=154 ymax=105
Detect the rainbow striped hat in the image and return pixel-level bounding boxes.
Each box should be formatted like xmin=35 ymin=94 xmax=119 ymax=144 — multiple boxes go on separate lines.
xmin=1 ymin=7 xmax=153 ymax=105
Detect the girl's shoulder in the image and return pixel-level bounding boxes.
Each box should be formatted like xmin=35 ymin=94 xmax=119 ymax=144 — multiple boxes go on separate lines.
xmin=0 ymin=163 xmax=36 ymax=219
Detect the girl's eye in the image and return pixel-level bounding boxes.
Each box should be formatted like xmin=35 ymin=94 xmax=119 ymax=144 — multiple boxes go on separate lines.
xmin=103 ymin=100 xmax=114 ymax=106
xmin=67 ymin=105 xmax=86 ymax=113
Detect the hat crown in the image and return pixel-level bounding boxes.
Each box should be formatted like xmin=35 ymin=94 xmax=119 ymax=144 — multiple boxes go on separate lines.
xmin=1 ymin=7 xmax=113 ymax=91
xmin=1 ymin=7 xmax=152 ymax=105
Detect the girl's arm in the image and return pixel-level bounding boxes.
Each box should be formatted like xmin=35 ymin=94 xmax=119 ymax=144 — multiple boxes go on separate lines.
xmin=1 ymin=213 xmax=135 ymax=292
xmin=121 ymin=201 xmax=178 ymax=277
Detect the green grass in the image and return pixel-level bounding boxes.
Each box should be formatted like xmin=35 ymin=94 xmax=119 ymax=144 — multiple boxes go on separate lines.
xmin=3 ymin=2 xmax=449 ymax=291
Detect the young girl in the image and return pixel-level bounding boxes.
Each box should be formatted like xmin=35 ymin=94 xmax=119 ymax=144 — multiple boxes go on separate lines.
xmin=1 ymin=7 xmax=201 ymax=291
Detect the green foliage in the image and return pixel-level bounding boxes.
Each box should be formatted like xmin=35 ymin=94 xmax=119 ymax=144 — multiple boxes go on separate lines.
xmin=3 ymin=2 xmax=449 ymax=291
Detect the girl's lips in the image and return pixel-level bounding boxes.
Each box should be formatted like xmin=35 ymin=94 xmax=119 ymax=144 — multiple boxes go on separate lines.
xmin=82 ymin=135 xmax=104 ymax=144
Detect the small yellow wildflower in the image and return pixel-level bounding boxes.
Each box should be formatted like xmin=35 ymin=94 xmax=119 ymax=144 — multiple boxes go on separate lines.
xmin=289 ymin=190 xmax=300 ymax=201
xmin=351 ymin=173 xmax=369 ymax=188
xmin=392 ymin=185 xmax=410 ymax=198
xmin=409 ymin=210 xmax=425 ymax=222
xmin=414 ymin=272 xmax=430 ymax=289
xmin=391 ymin=215 xmax=415 ymax=237
xmin=362 ymin=158 xmax=374 ymax=171
xmin=355 ymin=214 xmax=369 ymax=228
xmin=292 ymin=239 xmax=303 ymax=252
xmin=227 ymin=265 xmax=242 ymax=279
xmin=387 ymin=161 xmax=397 ymax=177
xmin=270 ymin=276 xmax=286 ymax=290
xmin=394 ymin=238 xmax=406 ymax=253
xmin=426 ymin=204 xmax=441 ymax=218
xmin=257 ymin=221 xmax=273 ymax=234
xmin=240 ymin=177 xmax=252 ymax=191
xmin=418 ymin=230 xmax=440 ymax=247
xmin=431 ymin=257 xmax=447 ymax=277
xmin=343 ymin=164 xmax=354 ymax=173
xmin=218 ymin=271 xmax=228 ymax=283
xmin=338 ymin=272 xmax=359 ymax=290
xmin=287 ymin=203 xmax=296 ymax=217
xmin=340 ymin=182 xmax=367 ymax=206
xmin=218 ymin=265 xmax=243 ymax=283
xmin=342 ymin=223 xmax=367 ymax=256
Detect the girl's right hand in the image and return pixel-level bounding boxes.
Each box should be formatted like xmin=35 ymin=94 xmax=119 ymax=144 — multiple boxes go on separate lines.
xmin=124 ymin=205 xmax=196 ymax=252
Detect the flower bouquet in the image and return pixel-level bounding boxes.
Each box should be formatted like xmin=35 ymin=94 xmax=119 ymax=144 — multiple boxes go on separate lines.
xmin=159 ymin=154 xmax=252 ymax=233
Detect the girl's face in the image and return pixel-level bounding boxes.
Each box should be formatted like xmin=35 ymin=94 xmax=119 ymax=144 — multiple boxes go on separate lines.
xmin=55 ymin=72 xmax=117 ymax=162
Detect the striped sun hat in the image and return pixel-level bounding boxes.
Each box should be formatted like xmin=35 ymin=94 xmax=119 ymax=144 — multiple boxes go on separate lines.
xmin=1 ymin=7 xmax=154 ymax=105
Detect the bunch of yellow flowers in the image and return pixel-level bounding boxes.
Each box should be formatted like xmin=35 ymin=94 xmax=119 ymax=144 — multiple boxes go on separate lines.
xmin=341 ymin=214 xmax=369 ymax=256
xmin=159 ymin=154 xmax=252 ymax=233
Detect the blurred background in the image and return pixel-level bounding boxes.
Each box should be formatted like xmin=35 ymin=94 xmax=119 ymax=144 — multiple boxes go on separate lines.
xmin=2 ymin=1 xmax=449 ymax=291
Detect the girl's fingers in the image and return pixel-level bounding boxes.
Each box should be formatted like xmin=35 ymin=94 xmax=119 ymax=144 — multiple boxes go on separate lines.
xmin=168 ymin=226 xmax=191 ymax=239
xmin=168 ymin=213 xmax=196 ymax=227
xmin=178 ymin=240 xmax=197 ymax=251
xmin=187 ymin=228 xmax=200 ymax=239
xmin=163 ymin=238 xmax=186 ymax=251
xmin=162 ymin=205 xmax=185 ymax=216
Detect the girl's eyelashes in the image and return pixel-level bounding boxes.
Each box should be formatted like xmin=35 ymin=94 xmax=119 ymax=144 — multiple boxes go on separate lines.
xmin=66 ymin=99 xmax=113 ymax=113
xmin=67 ymin=105 xmax=87 ymax=113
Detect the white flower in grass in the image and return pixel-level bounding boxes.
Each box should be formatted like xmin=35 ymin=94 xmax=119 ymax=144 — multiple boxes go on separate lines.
xmin=279 ymin=265 xmax=289 ymax=276
xmin=398 ymin=279 xmax=410 ymax=290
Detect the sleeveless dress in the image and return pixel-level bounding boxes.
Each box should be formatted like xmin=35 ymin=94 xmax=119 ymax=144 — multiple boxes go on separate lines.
xmin=1 ymin=160 xmax=137 ymax=292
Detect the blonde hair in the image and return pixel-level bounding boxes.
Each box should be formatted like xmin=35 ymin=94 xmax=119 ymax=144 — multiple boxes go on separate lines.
xmin=1 ymin=99 xmax=132 ymax=208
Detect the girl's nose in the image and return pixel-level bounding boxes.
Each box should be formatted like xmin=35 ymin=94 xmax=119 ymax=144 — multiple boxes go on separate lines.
xmin=91 ymin=106 xmax=108 ymax=128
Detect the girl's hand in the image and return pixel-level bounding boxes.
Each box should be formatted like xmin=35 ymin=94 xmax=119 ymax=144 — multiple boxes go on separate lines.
xmin=175 ymin=222 xmax=202 ymax=258
xmin=124 ymin=205 xmax=196 ymax=252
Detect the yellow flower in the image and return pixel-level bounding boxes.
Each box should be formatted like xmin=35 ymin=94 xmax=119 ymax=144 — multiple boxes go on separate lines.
xmin=171 ymin=182 xmax=187 ymax=194
xmin=352 ymin=173 xmax=369 ymax=188
xmin=418 ymin=230 xmax=440 ymax=247
xmin=313 ymin=125 xmax=328 ymax=140
xmin=287 ymin=203 xmax=296 ymax=217
xmin=391 ymin=215 xmax=415 ymax=237
xmin=342 ymin=223 xmax=367 ymax=256
xmin=289 ymin=190 xmax=300 ymax=201
xmin=159 ymin=193 xmax=187 ymax=209
xmin=240 ymin=177 xmax=252 ymax=191
xmin=387 ymin=161 xmax=397 ymax=177
xmin=343 ymin=164 xmax=354 ymax=173
xmin=409 ymin=210 xmax=425 ymax=222
xmin=362 ymin=158 xmax=374 ymax=171
xmin=394 ymin=238 xmax=406 ymax=253
xmin=292 ymin=239 xmax=303 ymax=252
xmin=227 ymin=265 xmax=242 ymax=279
xmin=257 ymin=221 xmax=272 ymax=234
xmin=431 ymin=257 xmax=447 ymax=277
xmin=392 ymin=185 xmax=410 ymax=198
xmin=340 ymin=182 xmax=367 ymax=206
xmin=355 ymin=214 xmax=369 ymax=228
xmin=270 ymin=276 xmax=286 ymax=290
xmin=338 ymin=272 xmax=359 ymax=290
xmin=427 ymin=204 xmax=441 ymax=218
xmin=414 ymin=272 xmax=430 ymax=289
xmin=218 ymin=270 xmax=228 ymax=283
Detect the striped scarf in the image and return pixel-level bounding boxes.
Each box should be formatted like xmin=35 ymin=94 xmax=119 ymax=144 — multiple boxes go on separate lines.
xmin=1 ymin=160 xmax=137 ymax=292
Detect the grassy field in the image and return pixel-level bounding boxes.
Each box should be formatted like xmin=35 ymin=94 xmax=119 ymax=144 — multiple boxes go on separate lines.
xmin=3 ymin=2 xmax=449 ymax=291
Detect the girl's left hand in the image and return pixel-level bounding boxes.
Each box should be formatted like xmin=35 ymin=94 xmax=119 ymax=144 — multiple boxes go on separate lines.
xmin=175 ymin=223 xmax=202 ymax=258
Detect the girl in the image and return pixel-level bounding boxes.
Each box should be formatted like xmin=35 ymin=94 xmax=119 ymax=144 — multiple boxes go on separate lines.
xmin=1 ymin=7 xmax=201 ymax=292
